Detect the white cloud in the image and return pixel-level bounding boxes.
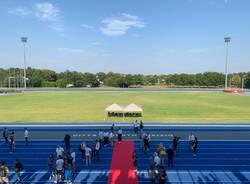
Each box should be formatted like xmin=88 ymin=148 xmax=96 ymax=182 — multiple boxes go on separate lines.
xmin=8 ymin=2 xmax=63 ymax=32
xmin=34 ymin=3 xmax=60 ymax=22
xmin=184 ymin=48 xmax=207 ymax=54
xmin=81 ymin=24 xmax=94 ymax=29
xmin=51 ymin=48 xmax=87 ymax=54
xmin=34 ymin=2 xmax=63 ymax=31
xmin=8 ymin=8 xmax=32 ymax=16
xmin=100 ymin=13 xmax=145 ymax=37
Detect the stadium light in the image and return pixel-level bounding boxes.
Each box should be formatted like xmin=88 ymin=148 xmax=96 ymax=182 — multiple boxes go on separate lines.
xmin=224 ymin=37 xmax=231 ymax=89
xmin=21 ymin=37 xmax=28 ymax=89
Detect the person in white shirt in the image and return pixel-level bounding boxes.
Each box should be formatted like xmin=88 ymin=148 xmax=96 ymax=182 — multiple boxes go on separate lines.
xmin=56 ymin=145 xmax=64 ymax=158
xmin=55 ymin=156 xmax=64 ymax=183
xmin=24 ymin=128 xmax=29 ymax=146
xmin=98 ymin=130 xmax=104 ymax=140
xmin=71 ymin=151 xmax=76 ymax=173
xmin=103 ymin=131 xmax=109 ymax=137
xmin=95 ymin=140 xmax=100 ymax=161
xmin=98 ymin=130 xmax=104 ymax=146
xmin=109 ymin=132 xmax=114 ymax=147
xmin=117 ymin=127 xmax=122 ymax=143
xmin=79 ymin=142 xmax=86 ymax=159
xmin=153 ymin=152 xmax=161 ymax=168
xmin=188 ymin=134 xmax=195 ymax=150
xmin=85 ymin=145 xmax=92 ymax=166
xmin=133 ymin=120 xmax=139 ymax=134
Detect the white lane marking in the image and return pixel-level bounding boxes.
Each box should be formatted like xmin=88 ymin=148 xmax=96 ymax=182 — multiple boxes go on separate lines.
xmin=2 ymin=123 xmax=250 ymax=128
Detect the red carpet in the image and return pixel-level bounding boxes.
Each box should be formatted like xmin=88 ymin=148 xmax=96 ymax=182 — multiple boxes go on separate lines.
xmin=108 ymin=140 xmax=138 ymax=184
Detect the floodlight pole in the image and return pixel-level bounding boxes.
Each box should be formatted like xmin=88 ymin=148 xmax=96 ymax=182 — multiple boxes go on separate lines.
xmin=123 ymin=74 xmax=126 ymax=88
xmin=21 ymin=37 xmax=28 ymax=89
xmin=242 ymin=75 xmax=245 ymax=91
xmin=224 ymin=37 xmax=231 ymax=89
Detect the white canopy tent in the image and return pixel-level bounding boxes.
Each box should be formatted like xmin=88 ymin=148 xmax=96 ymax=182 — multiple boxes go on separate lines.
xmin=123 ymin=103 xmax=143 ymax=113
xmin=105 ymin=103 xmax=124 ymax=112
xmin=105 ymin=103 xmax=143 ymax=120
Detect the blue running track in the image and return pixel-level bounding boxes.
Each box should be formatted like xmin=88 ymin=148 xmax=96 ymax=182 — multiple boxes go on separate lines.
xmin=1 ymin=139 xmax=250 ymax=183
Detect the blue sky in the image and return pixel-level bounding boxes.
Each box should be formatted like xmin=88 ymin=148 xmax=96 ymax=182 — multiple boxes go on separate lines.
xmin=0 ymin=0 xmax=249 ymax=74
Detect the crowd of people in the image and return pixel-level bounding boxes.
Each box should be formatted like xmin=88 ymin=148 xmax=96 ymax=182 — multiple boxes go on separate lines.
xmin=0 ymin=159 xmax=23 ymax=184
xmin=48 ymin=128 xmax=116 ymax=184
xmin=0 ymin=128 xmax=26 ymax=184
xmin=50 ymin=142 xmax=75 ymax=184
xmin=132 ymin=120 xmax=199 ymax=184
xmin=0 ymin=123 xmax=199 ymax=184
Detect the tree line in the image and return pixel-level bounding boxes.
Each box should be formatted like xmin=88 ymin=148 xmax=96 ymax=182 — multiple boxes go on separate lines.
xmin=0 ymin=67 xmax=249 ymax=89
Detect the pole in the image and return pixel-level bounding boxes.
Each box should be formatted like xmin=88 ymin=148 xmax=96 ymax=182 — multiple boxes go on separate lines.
xmin=242 ymin=78 xmax=244 ymax=91
xmin=23 ymin=42 xmax=27 ymax=89
xmin=14 ymin=69 xmax=16 ymax=88
xmin=8 ymin=69 xmax=10 ymax=88
xmin=225 ymin=41 xmax=229 ymax=89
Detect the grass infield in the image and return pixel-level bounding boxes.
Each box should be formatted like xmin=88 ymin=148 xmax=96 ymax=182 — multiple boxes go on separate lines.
xmin=0 ymin=91 xmax=250 ymax=123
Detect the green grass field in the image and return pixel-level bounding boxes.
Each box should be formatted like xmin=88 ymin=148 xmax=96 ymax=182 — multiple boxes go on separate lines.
xmin=0 ymin=92 xmax=250 ymax=123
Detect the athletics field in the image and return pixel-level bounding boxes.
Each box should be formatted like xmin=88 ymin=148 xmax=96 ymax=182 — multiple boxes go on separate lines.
xmin=0 ymin=91 xmax=250 ymax=123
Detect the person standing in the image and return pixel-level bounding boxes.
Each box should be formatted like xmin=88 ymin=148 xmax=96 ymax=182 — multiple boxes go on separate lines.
xmin=98 ymin=130 xmax=104 ymax=146
xmin=153 ymin=152 xmax=161 ymax=171
xmin=66 ymin=152 xmax=73 ymax=168
xmin=139 ymin=120 xmax=144 ymax=138
xmin=110 ymin=123 xmax=115 ymax=134
xmin=24 ymin=128 xmax=29 ymax=146
xmin=117 ymin=127 xmax=122 ymax=143
xmin=71 ymin=151 xmax=76 ymax=174
xmin=9 ymin=132 xmax=15 ymax=153
xmin=78 ymin=142 xmax=86 ymax=159
xmin=91 ymin=139 xmax=96 ymax=159
xmin=192 ymin=137 xmax=198 ymax=156
xmin=64 ymin=164 xmax=73 ymax=184
xmin=132 ymin=151 xmax=138 ymax=175
xmin=143 ymin=134 xmax=150 ymax=154
xmin=109 ymin=131 xmax=114 ymax=147
xmin=173 ymin=136 xmax=178 ymax=155
xmin=148 ymin=159 xmax=155 ymax=184
xmin=55 ymin=155 xmax=64 ymax=183
xmin=56 ymin=145 xmax=64 ymax=158
xmin=14 ymin=159 xmax=23 ymax=183
xmin=158 ymin=166 xmax=167 ymax=184
xmin=64 ymin=134 xmax=71 ymax=153
xmin=0 ymin=161 xmax=10 ymax=184
xmin=133 ymin=120 xmax=139 ymax=134
xmin=47 ymin=154 xmax=54 ymax=180
xmin=158 ymin=144 xmax=166 ymax=166
xmin=139 ymin=120 xmax=144 ymax=130
xmin=3 ymin=128 xmax=9 ymax=144
xmin=103 ymin=131 xmax=109 ymax=146
xmin=85 ymin=145 xmax=92 ymax=166
xmin=95 ymin=140 xmax=100 ymax=161
xmin=167 ymin=145 xmax=174 ymax=167
xmin=188 ymin=134 xmax=195 ymax=151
